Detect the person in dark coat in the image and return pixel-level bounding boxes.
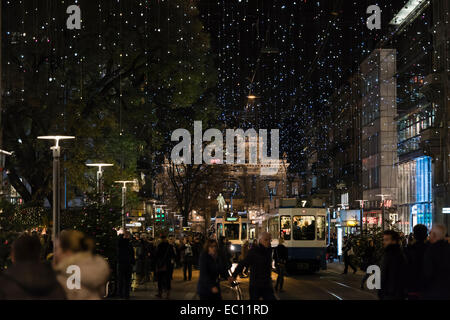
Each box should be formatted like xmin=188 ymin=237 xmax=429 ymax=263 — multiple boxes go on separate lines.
xmin=155 ymin=235 xmax=175 ymax=299
xmin=218 ymin=237 xmax=232 ymax=271
xmin=378 ymin=230 xmax=407 ymax=300
xmin=423 ymin=224 xmax=450 ymax=300
xmin=274 ymin=238 xmax=288 ymax=292
xmin=0 ymin=233 xmax=66 ymax=300
xmin=197 ymin=239 xmax=231 ymax=300
xmin=360 ymin=239 xmax=377 ymax=289
xmin=232 ymin=232 xmax=276 ymax=300
xmin=404 ymin=224 xmax=428 ymax=299
xmin=180 ymin=237 xmax=194 ymax=281
xmin=167 ymin=236 xmax=177 ymax=280
xmin=342 ymin=236 xmax=357 ymax=274
xmin=117 ymin=231 xmax=135 ymax=299
xmin=134 ymin=234 xmax=147 ymax=285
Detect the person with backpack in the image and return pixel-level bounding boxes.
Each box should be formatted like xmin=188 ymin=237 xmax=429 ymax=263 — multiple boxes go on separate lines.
xmin=181 ymin=237 xmax=194 ymax=281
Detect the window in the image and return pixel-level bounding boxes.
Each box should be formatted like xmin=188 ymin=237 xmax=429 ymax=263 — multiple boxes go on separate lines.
xmin=280 ymin=216 xmax=291 ymax=240
xmin=316 ymin=216 xmax=326 ymax=240
xmin=269 ymin=217 xmax=280 ymax=240
xmin=217 ymin=223 xmax=223 ymax=237
xmin=241 ymin=223 xmax=248 ymax=240
xmin=292 ymin=216 xmax=316 ymax=240
xmin=224 ymin=224 xmax=239 ymax=240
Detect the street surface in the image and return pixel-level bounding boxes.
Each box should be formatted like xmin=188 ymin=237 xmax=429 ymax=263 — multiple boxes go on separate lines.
xmin=126 ymin=262 xmax=378 ymax=300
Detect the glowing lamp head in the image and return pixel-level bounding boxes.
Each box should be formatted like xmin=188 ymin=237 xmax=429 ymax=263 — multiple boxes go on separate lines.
xmin=38 ymin=136 xmax=75 ymax=148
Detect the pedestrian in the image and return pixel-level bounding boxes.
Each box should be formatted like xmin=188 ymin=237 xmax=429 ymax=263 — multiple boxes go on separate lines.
xmin=168 ymin=236 xmax=177 ymax=280
xmin=117 ymin=231 xmax=135 ymax=299
xmin=232 ymin=232 xmax=276 ymax=300
xmin=155 ymin=234 xmax=175 ymax=299
xmin=180 ymin=237 xmax=194 ymax=281
xmin=423 ymin=224 xmax=450 ymax=300
xmin=274 ymin=238 xmax=288 ymax=293
xmin=378 ymin=230 xmax=407 ymax=300
xmin=134 ymin=234 xmax=147 ymax=285
xmin=342 ymin=236 xmax=357 ymax=274
xmin=53 ymin=230 xmax=110 ymax=300
xmin=218 ymin=236 xmax=232 ymax=271
xmin=238 ymin=240 xmax=250 ymax=278
xmin=197 ymin=239 xmax=232 ymax=300
xmin=193 ymin=237 xmax=202 ymax=269
xmin=0 ymin=233 xmax=66 ymax=300
xmin=404 ymin=224 xmax=428 ymax=299
xmin=360 ymin=239 xmax=376 ymax=289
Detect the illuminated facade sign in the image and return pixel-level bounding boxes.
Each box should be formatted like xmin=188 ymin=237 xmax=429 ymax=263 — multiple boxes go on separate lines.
xmin=398 ymin=156 xmax=433 ymax=231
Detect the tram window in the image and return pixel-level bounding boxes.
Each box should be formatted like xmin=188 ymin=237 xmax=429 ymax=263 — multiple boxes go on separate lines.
xmin=316 ymin=216 xmax=326 ymax=240
xmin=269 ymin=218 xmax=279 ymax=240
xmin=241 ymin=223 xmax=248 ymax=240
xmin=225 ymin=224 xmax=239 ymax=240
xmin=217 ymin=223 xmax=223 ymax=237
xmin=280 ymin=216 xmax=291 ymax=241
xmin=293 ymin=216 xmax=316 ymax=240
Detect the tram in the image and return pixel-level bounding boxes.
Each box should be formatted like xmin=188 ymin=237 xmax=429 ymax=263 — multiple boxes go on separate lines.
xmin=214 ymin=213 xmax=254 ymax=257
xmin=262 ymin=207 xmax=327 ymax=272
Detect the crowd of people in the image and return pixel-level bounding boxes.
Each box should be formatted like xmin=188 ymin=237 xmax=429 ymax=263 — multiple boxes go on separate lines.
xmin=0 ymin=223 xmax=449 ymax=300
xmin=340 ymin=224 xmax=450 ymax=300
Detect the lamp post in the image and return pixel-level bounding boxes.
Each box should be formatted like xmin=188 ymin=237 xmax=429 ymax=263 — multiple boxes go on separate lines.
xmin=376 ymin=194 xmax=391 ymax=231
xmin=86 ymin=163 xmax=114 ymax=203
xmin=355 ymin=200 xmax=369 ymax=233
xmin=38 ymin=136 xmax=75 ymax=247
xmin=115 ymin=181 xmax=134 ymax=230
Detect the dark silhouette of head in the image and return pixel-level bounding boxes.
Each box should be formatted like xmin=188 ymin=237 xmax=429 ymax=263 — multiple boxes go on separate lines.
xmin=11 ymin=233 xmax=42 ymax=263
xmin=413 ymin=224 xmax=428 ymax=242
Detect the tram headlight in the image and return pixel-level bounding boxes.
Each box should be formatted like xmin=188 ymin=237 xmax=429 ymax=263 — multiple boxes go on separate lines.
xmin=230 ymin=245 xmax=236 ymax=251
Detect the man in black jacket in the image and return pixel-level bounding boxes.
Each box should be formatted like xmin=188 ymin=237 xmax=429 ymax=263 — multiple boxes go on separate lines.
xmin=423 ymin=224 xmax=450 ymax=300
xmin=155 ymin=235 xmax=175 ymax=299
xmin=274 ymin=238 xmax=288 ymax=292
xmin=378 ymin=230 xmax=407 ymax=300
xmin=0 ymin=234 xmax=66 ymax=300
xmin=404 ymin=224 xmax=428 ymax=299
xmin=117 ymin=231 xmax=135 ymax=299
xmin=232 ymin=232 xmax=276 ymax=300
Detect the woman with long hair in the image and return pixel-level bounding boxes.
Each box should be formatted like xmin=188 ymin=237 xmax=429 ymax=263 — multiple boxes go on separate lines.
xmin=197 ymin=239 xmax=232 ymax=300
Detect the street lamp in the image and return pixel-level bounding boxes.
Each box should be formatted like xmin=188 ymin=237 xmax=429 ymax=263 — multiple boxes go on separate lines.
xmin=115 ymin=181 xmax=135 ymax=230
xmin=37 ymin=136 xmax=75 ymax=246
xmin=355 ymin=200 xmax=369 ymax=233
xmin=376 ymin=194 xmax=391 ymax=231
xmin=86 ymin=163 xmax=114 ymax=203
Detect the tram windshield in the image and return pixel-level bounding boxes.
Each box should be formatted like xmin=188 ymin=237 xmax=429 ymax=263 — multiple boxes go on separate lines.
xmin=241 ymin=223 xmax=248 ymax=240
xmin=225 ymin=224 xmax=239 ymax=240
xmin=293 ymin=216 xmax=316 ymax=240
